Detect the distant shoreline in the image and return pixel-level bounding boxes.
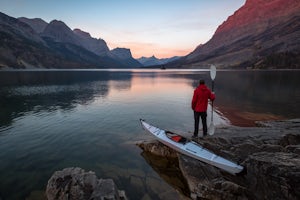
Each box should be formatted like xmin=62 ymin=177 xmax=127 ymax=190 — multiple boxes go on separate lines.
xmin=1 ymin=67 xmax=300 ymax=72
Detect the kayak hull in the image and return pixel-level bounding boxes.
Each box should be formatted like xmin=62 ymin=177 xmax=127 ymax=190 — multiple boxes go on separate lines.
xmin=140 ymin=119 xmax=244 ymax=175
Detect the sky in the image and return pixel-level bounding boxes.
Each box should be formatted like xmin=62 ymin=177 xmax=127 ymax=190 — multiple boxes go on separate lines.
xmin=0 ymin=0 xmax=246 ymax=58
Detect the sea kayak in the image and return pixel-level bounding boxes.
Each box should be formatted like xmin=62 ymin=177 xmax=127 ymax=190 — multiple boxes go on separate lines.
xmin=140 ymin=119 xmax=244 ymax=175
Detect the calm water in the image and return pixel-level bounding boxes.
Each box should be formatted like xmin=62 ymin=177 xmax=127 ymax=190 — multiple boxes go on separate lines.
xmin=0 ymin=69 xmax=299 ymax=199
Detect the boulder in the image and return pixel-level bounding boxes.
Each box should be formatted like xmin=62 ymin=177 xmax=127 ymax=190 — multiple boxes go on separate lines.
xmin=46 ymin=167 xmax=127 ymax=200
xmin=245 ymin=152 xmax=300 ymax=200
xmin=137 ymin=140 xmax=178 ymax=158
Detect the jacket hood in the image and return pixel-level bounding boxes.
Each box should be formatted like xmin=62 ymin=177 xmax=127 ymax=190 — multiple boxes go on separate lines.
xmin=198 ymin=84 xmax=209 ymax=91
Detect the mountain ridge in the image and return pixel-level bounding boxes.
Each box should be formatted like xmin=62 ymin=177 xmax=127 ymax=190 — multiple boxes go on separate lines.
xmin=2 ymin=0 xmax=298 ymax=70
xmin=0 ymin=13 xmax=142 ymax=69
xmin=42 ymin=20 xmax=82 ymax=46
xmin=137 ymin=55 xmax=181 ymax=67
xmin=72 ymin=28 xmax=111 ymax=57
xmin=18 ymin=17 xmax=48 ymax=33
xmin=169 ymin=0 xmax=300 ymax=69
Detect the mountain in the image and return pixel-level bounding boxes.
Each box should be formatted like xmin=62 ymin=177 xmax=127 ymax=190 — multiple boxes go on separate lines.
xmin=0 ymin=12 xmax=44 ymax=44
xmin=41 ymin=20 xmax=82 ymax=46
xmin=110 ymin=48 xmax=142 ymax=67
xmin=0 ymin=12 xmax=58 ymax=68
xmin=0 ymin=12 xmax=141 ymax=69
xmin=0 ymin=12 xmax=123 ymax=68
xmin=170 ymin=0 xmax=300 ymax=69
xmin=138 ymin=55 xmax=181 ymax=67
xmin=18 ymin=17 xmax=48 ymax=33
xmin=73 ymin=28 xmax=111 ymax=56
xmin=20 ymin=19 xmax=113 ymax=57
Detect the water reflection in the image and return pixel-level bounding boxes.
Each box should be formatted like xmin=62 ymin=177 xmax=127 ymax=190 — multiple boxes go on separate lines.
xmin=0 ymin=83 xmax=107 ymax=128
xmin=141 ymin=151 xmax=190 ymax=197
xmin=0 ymin=69 xmax=299 ymax=199
xmin=214 ymin=71 xmax=300 ymax=125
xmin=1 ymin=70 xmax=299 ymax=129
xmin=0 ymin=71 xmax=132 ymax=128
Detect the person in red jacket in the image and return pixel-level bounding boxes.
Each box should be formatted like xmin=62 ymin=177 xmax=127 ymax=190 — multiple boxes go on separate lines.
xmin=191 ymin=79 xmax=215 ymax=137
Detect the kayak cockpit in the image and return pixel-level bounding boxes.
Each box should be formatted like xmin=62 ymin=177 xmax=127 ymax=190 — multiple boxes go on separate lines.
xmin=166 ymin=131 xmax=188 ymax=144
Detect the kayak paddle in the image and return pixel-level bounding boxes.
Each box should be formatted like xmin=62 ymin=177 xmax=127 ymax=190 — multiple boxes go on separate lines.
xmin=208 ymin=65 xmax=216 ymax=135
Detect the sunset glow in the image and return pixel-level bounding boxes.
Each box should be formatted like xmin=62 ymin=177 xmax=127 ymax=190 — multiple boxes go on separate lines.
xmin=0 ymin=0 xmax=245 ymax=58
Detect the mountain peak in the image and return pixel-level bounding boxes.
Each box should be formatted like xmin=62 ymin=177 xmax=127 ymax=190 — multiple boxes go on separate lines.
xmin=18 ymin=17 xmax=48 ymax=33
xmin=48 ymin=20 xmax=65 ymax=27
xmin=42 ymin=19 xmax=81 ymax=45
xmin=111 ymin=48 xmax=132 ymax=59
xmin=73 ymin=28 xmax=110 ymax=56
xmin=73 ymin=28 xmax=91 ymax=39
xmin=110 ymin=48 xmax=142 ymax=67
xmin=0 ymin=12 xmax=44 ymax=45
xmin=0 ymin=11 xmax=141 ymax=69
xmin=215 ymin=0 xmax=300 ymax=36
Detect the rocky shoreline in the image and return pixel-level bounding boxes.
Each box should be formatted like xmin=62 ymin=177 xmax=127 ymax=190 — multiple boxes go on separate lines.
xmin=137 ymin=119 xmax=300 ymax=200
xmin=43 ymin=119 xmax=299 ymax=200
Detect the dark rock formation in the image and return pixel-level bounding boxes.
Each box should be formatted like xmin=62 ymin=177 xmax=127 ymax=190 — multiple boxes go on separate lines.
xmin=46 ymin=167 xmax=127 ymax=200
xmin=137 ymin=119 xmax=300 ymax=199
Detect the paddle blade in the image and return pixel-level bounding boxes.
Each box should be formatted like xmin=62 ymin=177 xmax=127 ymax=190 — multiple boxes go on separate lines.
xmin=208 ymin=123 xmax=215 ymax=135
xmin=210 ymin=65 xmax=216 ymax=80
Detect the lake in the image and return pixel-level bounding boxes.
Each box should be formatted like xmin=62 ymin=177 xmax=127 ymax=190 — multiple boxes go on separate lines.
xmin=0 ymin=69 xmax=299 ymax=199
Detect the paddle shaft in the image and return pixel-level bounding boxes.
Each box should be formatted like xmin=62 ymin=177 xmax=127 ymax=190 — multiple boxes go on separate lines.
xmin=208 ymin=64 xmax=216 ymax=135
xmin=211 ymin=80 xmax=214 ymax=122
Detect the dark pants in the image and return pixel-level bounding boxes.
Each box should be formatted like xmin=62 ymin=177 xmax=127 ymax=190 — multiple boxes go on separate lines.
xmin=194 ymin=111 xmax=207 ymax=136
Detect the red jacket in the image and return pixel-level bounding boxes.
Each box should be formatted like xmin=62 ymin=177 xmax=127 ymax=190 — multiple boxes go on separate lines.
xmin=191 ymin=84 xmax=215 ymax=112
